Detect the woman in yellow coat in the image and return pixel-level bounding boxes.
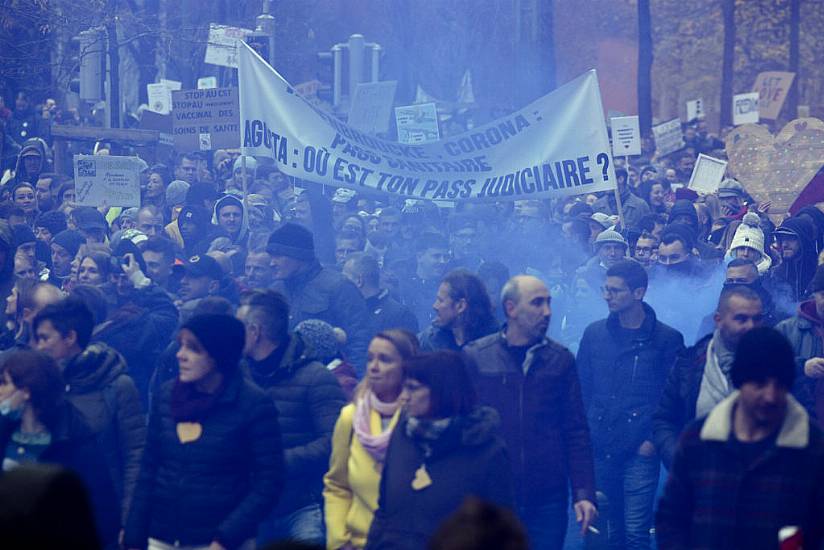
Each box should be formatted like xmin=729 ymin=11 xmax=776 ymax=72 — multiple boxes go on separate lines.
xmin=324 ymin=329 xmax=419 ymax=550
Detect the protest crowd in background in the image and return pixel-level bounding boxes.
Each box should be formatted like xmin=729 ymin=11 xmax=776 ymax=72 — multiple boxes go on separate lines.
xmin=2 ymin=64 xmax=824 ymax=550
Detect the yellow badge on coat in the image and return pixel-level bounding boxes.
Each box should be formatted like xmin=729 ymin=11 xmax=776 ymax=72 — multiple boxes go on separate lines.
xmin=411 ymin=464 xmax=432 ymax=491
xmin=176 ymin=422 xmax=203 ymax=444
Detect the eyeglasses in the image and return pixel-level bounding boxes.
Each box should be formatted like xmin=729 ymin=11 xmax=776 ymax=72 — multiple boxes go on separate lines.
xmin=600 ymin=286 xmax=629 ymax=297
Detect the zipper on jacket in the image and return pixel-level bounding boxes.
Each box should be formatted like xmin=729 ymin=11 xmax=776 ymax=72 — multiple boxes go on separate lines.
xmin=631 ymin=353 xmax=639 ymax=384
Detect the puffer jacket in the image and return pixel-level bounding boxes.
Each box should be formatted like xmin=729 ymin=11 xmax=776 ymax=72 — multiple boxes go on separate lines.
xmin=63 ymin=342 xmax=146 ymax=525
xmin=124 ymin=371 xmax=284 ymax=548
xmin=776 ymin=300 xmax=824 ymax=423
xmin=365 ymin=407 xmax=513 ymax=550
xmin=418 ymin=315 xmax=499 ymax=353
xmin=464 ymin=331 xmax=596 ymax=507
xmin=577 ymin=303 xmax=684 ymax=460
xmin=244 ymin=332 xmax=346 ymax=515
xmin=274 ymin=261 xmax=371 ymax=368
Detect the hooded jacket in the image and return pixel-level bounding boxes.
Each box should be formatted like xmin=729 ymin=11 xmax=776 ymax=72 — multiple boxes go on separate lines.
xmin=63 ymin=342 xmax=146 ymax=525
xmin=364 ymin=407 xmax=513 ymax=550
xmin=211 ymin=195 xmax=249 ymax=245
xmin=10 ymin=138 xmax=47 ymax=185
xmin=771 ymin=216 xmax=818 ymax=302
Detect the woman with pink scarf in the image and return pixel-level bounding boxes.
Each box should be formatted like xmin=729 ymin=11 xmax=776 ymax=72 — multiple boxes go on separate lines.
xmin=324 ymin=330 xmax=419 ymax=550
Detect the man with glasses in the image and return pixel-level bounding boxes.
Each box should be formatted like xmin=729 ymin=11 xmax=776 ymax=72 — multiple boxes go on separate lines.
xmin=632 ymin=233 xmax=658 ymax=268
xmin=577 ymin=259 xmax=684 ymax=549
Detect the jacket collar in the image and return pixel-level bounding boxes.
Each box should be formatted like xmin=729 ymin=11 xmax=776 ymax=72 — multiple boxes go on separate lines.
xmin=285 ymin=260 xmax=322 ymax=290
xmin=605 ymin=301 xmax=657 ymax=338
xmin=700 ymin=390 xmax=809 ymax=449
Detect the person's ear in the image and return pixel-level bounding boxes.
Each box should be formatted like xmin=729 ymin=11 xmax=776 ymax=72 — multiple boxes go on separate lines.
xmin=208 ymin=280 xmax=219 ymax=294
xmin=633 ymin=287 xmax=646 ymax=301
xmin=504 ymin=299 xmax=516 ymax=318
xmin=455 ymin=298 xmax=468 ymax=315
xmin=65 ymin=329 xmax=78 ymax=348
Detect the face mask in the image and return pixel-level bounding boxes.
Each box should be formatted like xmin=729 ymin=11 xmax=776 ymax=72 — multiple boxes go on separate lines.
xmin=663 ymin=259 xmax=694 ymax=275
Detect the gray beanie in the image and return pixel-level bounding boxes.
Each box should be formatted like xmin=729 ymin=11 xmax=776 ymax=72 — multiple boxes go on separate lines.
xmin=295 ymin=319 xmax=340 ymax=363
xmin=595 ymin=229 xmax=628 ymax=248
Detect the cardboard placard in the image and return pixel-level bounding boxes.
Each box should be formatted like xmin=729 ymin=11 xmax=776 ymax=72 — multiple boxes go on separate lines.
xmin=172 ymin=87 xmax=240 ymax=151
xmin=205 ymin=23 xmax=253 ymax=68
xmin=197 ymin=77 xmax=218 ymax=90
xmin=652 ymin=118 xmax=685 ymax=157
xmin=688 ymin=154 xmax=727 ymax=194
xmin=348 ymin=81 xmax=398 ymax=134
xmin=73 ymin=155 xmax=142 ymax=207
xmin=687 ymin=98 xmax=704 ymax=122
xmin=733 ymin=92 xmax=760 ymax=126
xmin=395 ymin=103 xmax=440 ymax=144
xmin=753 ymin=71 xmax=795 ymax=120
xmin=610 ymin=116 xmax=641 ymax=157
xmin=147 ymin=83 xmax=171 ymax=115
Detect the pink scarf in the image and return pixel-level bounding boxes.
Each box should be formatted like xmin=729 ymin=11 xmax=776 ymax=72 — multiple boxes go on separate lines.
xmin=353 ymin=391 xmax=399 ymax=463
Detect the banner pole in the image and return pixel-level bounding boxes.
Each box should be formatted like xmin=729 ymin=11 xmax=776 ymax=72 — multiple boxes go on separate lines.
xmin=242 ymin=155 xmax=248 ymax=200
xmin=611 ymin=155 xmax=627 ymax=230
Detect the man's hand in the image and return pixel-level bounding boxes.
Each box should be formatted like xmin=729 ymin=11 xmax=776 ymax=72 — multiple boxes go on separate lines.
xmin=638 ymin=440 xmax=656 ymax=457
xmin=804 ymin=357 xmax=824 ymax=378
xmin=574 ymin=499 xmax=598 ymax=535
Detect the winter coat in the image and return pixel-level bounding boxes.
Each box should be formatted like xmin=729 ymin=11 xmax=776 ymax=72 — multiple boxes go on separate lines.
xmin=244 ymin=333 xmax=346 ymax=516
xmin=577 ymin=303 xmax=684 ymax=460
xmin=418 ymin=315 xmax=499 ymax=353
xmin=651 ymin=335 xmax=711 ymax=469
xmin=365 ymin=407 xmax=513 ymax=550
xmin=92 ymin=284 xmax=179 ymax=408
xmin=366 ymin=289 xmax=419 ymax=335
xmin=775 ymin=300 xmax=824 ymax=423
xmin=63 ymin=343 xmax=145 ymax=525
xmin=592 ymin=190 xmax=651 ymax=231
xmin=0 ymin=401 xmax=121 ymax=546
xmin=324 ymin=403 xmax=402 ymax=550
xmin=770 ymin=216 xmax=819 ymax=302
xmin=211 ymin=194 xmax=249 ymax=246
xmin=399 ymin=274 xmax=441 ymax=330
xmin=463 ymin=331 xmax=596 ymax=507
xmin=123 ymin=372 xmax=284 ymax=549
xmin=656 ymin=392 xmax=824 ymax=550
xmin=274 ymin=261 xmax=371 ymax=368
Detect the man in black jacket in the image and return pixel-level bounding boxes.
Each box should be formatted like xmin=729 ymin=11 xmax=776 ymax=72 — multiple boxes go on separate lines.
xmin=268 ymin=222 xmax=370 ymax=369
xmin=652 ymin=286 xmax=764 ymax=469
xmin=236 ymin=289 xmax=346 ymax=546
xmin=464 ymin=275 xmax=597 ymax=548
xmin=577 ymin=260 xmax=684 ymax=549
xmin=33 ymin=297 xmax=146 ymax=531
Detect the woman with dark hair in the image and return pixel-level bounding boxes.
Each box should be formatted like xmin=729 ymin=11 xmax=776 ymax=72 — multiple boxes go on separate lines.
xmin=0 ymin=349 xmax=120 ymax=547
xmin=124 ymin=314 xmax=284 ymax=550
xmin=419 ymin=270 xmax=498 ymax=352
xmin=77 ymin=251 xmax=112 ymax=287
xmin=325 ymin=330 xmax=420 ymax=550
xmin=143 ymin=166 xmax=168 ymax=211
xmin=636 ymin=178 xmax=670 ymax=214
xmin=365 ymin=351 xmax=513 ymax=550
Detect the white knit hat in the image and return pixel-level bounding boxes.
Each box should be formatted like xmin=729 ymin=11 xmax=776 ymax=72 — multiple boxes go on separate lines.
xmin=730 ymin=212 xmax=772 ymax=273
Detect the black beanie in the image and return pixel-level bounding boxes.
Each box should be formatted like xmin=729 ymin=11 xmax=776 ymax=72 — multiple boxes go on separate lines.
xmin=267 ymin=222 xmax=315 ymax=261
xmin=731 ymin=327 xmax=795 ymax=389
xmin=51 ymin=230 xmax=86 ymax=258
xmin=810 ymin=264 xmax=824 ymax=294
xmin=35 ymin=211 xmax=68 ymax=236
xmin=181 ymin=314 xmax=246 ymax=372
xmin=669 ymin=200 xmax=698 ymax=226
xmin=11 ymin=224 xmax=36 ymax=247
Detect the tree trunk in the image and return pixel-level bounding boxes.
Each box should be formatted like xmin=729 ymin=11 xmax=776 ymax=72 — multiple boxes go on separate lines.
xmin=637 ymin=0 xmax=653 ymax=135
xmin=788 ymin=0 xmax=800 ymax=119
xmin=720 ymin=0 xmax=736 ymax=128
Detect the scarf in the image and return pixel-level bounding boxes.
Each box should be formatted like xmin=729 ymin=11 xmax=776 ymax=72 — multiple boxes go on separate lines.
xmin=170 ymin=378 xmax=224 ymax=422
xmin=695 ymin=331 xmax=735 ymax=418
xmin=352 ymin=391 xmax=400 ymax=463
xmin=405 ymin=416 xmax=452 ymax=458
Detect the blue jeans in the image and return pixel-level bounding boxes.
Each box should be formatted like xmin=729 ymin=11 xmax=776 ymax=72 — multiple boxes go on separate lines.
xmin=519 ymin=493 xmax=569 ymax=550
xmin=594 ymin=453 xmax=659 ymax=550
xmin=257 ymin=502 xmax=325 ymax=547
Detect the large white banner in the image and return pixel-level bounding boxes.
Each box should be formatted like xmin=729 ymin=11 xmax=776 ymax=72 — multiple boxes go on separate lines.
xmin=238 ymin=43 xmax=616 ymax=201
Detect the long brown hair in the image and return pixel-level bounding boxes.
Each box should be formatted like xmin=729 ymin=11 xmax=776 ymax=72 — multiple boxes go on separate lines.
xmin=353 ymin=329 xmax=419 ymax=402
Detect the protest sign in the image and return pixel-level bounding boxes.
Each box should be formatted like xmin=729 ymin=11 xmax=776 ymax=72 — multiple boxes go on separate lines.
xmin=147 ymin=83 xmax=171 ymax=115
xmin=205 ymin=23 xmax=253 ymax=68
xmin=198 ymin=77 xmax=218 ymax=90
xmin=238 ymin=43 xmax=616 ymax=201
xmin=73 ymin=155 xmax=142 ymax=207
xmin=161 ymin=79 xmax=182 ymax=91
xmin=395 ymin=103 xmax=440 ymax=144
xmin=610 ymin=116 xmax=641 ymax=157
xmin=687 ymin=98 xmax=704 ymax=122
xmin=753 ymin=71 xmax=795 ymax=120
xmin=733 ymin=92 xmax=759 ymax=126
xmin=172 ymin=87 xmax=240 ymax=151
xmin=688 ymin=154 xmax=727 ymax=194
xmin=348 ymin=81 xmax=398 ymax=134
xmin=652 ymin=118 xmax=684 ymax=157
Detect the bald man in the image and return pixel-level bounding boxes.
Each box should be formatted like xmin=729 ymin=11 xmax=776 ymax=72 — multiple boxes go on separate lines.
xmin=464 ymin=275 xmax=597 ymax=548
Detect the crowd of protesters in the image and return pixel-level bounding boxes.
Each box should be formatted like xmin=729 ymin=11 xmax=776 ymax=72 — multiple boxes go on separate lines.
xmin=0 ymin=90 xmax=823 ymax=550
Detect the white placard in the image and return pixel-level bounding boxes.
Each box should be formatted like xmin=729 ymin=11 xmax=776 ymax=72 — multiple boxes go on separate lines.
xmin=610 ymin=116 xmax=641 ymax=157
xmin=147 ymin=83 xmax=171 ymax=114
xmin=73 ymin=155 xmax=143 ymax=208
xmin=160 ymin=79 xmax=182 ymax=91
xmin=688 ymin=154 xmax=727 ymax=194
xmin=687 ymin=98 xmax=704 ymax=121
xmin=348 ymin=81 xmax=398 ymax=134
xmin=652 ymin=118 xmax=685 ymax=157
xmin=733 ymin=92 xmax=760 ymax=126
xmin=205 ymin=23 xmax=253 ymax=68
xmin=395 ymin=103 xmax=440 ymax=144
xmin=197 ymin=76 xmax=218 ymax=90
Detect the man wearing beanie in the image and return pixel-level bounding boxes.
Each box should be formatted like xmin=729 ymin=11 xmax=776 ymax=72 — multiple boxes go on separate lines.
xmin=776 ymin=263 xmax=824 ymax=422
xmin=268 ymin=222 xmax=370 ymax=369
xmin=34 ymin=210 xmax=67 ymax=243
xmin=50 ymin=229 xmax=85 ymax=284
xmin=657 ymin=327 xmax=824 ymax=550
